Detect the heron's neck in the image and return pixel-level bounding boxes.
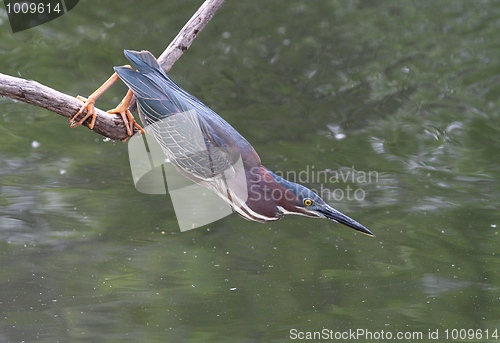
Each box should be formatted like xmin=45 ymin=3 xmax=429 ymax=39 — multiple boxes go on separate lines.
xmin=240 ymin=166 xmax=298 ymax=218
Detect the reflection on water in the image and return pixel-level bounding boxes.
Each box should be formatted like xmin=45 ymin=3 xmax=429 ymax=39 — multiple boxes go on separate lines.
xmin=0 ymin=154 xmax=93 ymax=246
xmin=1 ymin=0 xmax=500 ymax=341
xmin=422 ymin=274 xmax=473 ymax=297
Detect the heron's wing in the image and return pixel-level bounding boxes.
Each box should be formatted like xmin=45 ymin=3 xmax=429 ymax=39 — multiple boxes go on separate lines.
xmin=114 ymin=51 xmax=235 ymax=180
xmin=143 ymin=108 xmax=234 ymax=180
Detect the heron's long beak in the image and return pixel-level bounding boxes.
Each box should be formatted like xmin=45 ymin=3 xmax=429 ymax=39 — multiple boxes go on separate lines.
xmin=318 ymin=205 xmax=375 ymax=237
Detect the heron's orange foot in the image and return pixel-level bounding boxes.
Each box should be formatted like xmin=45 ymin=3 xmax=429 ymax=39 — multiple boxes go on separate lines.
xmin=70 ymin=95 xmax=97 ymax=129
xmin=69 ymin=71 xmax=143 ymax=140
xmin=108 ymin=104 xmax=145 ymax=140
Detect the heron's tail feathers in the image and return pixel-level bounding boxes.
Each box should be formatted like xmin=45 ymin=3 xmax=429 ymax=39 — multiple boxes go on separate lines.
xmin=114 ymin=50 xmax=187 ymax=118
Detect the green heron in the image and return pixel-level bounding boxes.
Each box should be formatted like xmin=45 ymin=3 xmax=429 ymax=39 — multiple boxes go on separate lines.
xmin=71 ymin=50 xmax=374 ymax=237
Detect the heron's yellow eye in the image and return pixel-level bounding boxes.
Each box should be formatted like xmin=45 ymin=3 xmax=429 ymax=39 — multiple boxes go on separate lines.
xmin=303 ymin=199 xmax=313 ymax=206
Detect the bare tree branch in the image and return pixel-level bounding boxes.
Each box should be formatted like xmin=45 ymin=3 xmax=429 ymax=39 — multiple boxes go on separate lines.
xmin=0 ymin=0 xmax=226 ymax=141
xmin=158 ymin=0 xmax=225 ymax=73
xmin=0 ymin=73 xmax=132 ymax=139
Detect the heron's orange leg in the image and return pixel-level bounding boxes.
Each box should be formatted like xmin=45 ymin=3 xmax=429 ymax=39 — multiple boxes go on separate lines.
xmin=70 ymin=72 xmax=120 ymax=129
xmin=70 ymin=65 xmax=144 ymax=138
xmin=107 ymin=89 xmax=145 ymax=137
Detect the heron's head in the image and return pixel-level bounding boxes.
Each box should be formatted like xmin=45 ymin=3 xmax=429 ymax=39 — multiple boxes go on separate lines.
xmin=267 ymin=171 xmax=374 ymax=236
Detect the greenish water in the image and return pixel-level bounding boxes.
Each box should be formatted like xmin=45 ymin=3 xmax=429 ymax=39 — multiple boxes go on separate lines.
xmin=1 ymin=0 xmax=500 ymax=342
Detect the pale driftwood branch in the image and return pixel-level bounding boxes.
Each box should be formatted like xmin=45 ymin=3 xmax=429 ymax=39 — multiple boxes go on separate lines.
xmin=158 ymin=0 xmax=226 ymax=72
xmin=0 ymin=73 xmax=132 ymax=139
xmin=0 ymin=0 xmax=226 ymax=141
